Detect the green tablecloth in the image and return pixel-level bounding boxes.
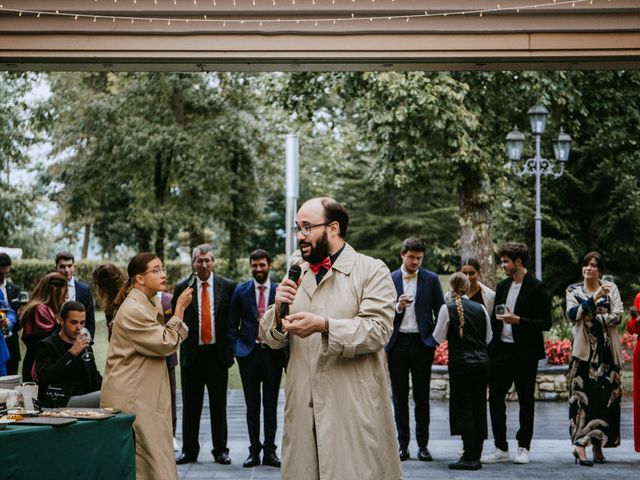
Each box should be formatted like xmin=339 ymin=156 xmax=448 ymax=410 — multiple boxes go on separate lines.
xmin=0 ymin=413 xmax=136 ymax=480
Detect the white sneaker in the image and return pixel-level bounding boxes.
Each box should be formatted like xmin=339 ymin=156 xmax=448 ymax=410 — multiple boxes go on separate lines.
xmin=513 ymin=447 xmax=530 ymax=464
xmin=173 ymin=437 xmax=180 ymax=453
xmin=480 ymin=448 xmax=510 ymax=463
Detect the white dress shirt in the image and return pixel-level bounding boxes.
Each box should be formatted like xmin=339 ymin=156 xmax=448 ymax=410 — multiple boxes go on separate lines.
xmin=196 ymin=274 xmax=215 ymax=345
xmin=66 ymin=278 xmax=76 ymax=302
xmin=398 ymin=266 xmax=419 ymax=333
xmin=500 ymin=281 xmax=522 ymax=343
xmin=253 ymin=279 xmax=272 ymax=313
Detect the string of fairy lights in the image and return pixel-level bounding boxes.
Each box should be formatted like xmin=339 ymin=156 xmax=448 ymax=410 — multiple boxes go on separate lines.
xmin=0 ymin=0 xmax=609 ymax=27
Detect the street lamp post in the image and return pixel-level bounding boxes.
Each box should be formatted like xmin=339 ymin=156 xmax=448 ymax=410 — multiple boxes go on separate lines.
xmin=505 ymin=106 xmax=572 ymax=280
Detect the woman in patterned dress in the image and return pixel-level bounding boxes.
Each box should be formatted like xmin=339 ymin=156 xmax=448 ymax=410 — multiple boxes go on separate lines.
xmin=566 ymin=251 xmax=623 ymax=466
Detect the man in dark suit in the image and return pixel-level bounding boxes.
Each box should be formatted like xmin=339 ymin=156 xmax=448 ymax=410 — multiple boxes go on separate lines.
xmin=174 ymin=244 xmax=236 ymax=466
xmin=229 ymin=249 xmax=284 ymax=469
xmin=386 ymin=237 xmax=444 ymax=462
xmin=481 ymin=242 xmax=551 ymax=465
xmin=0 ymin=252 xmax=21 ymax=375
xmin=55 ymin=252 xmax=96 ymax=338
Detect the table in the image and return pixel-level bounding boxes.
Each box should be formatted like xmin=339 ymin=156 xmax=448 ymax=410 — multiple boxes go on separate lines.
xmin=0 ymin=413 xmax=136 ymax=480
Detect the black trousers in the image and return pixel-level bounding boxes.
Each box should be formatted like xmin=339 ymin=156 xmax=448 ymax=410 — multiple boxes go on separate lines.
xmin=488 ymin=341 xmax=539 ymax=451
xmin=449 ymin=362 xmax=489 ymax=461
xmin=5 ymin=333 xmax=20 ymax=375
xmin=181 ymin=345 xmax=229 ymax=457
xmin=237 ymin=345 xmax=284 ymax=456
xmin=388 ymin=333 xmax=435 ymax=449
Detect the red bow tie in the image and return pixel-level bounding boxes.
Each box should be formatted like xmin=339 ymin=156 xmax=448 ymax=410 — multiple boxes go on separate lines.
xmin=309 ymin=257 xmax=332 ymax=275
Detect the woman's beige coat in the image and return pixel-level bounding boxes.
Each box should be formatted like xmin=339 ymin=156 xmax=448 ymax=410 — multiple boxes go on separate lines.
xmin=101 ymin=288 xmax=188 ymax=480
xmin=566 ymin=282 xmax=624 ymax=366
xmin=260 ymin=243 xmax=402 ymax=480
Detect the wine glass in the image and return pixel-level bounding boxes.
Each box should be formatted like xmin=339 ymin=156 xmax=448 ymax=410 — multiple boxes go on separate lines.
xmin=602 ymin=274 xmax=615 ymax=285
xmin=79 ymin=327 xmax=93 ymax=362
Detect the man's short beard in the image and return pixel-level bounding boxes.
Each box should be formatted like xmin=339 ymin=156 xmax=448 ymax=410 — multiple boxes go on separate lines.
xmin=302 ymin=230 xmax=330 ymax=264
xmin=252 ymin=271 xmax=267 ymax=283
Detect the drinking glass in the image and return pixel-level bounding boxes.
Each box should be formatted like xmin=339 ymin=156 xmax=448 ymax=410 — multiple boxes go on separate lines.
xmin=602 ymin=274 xmax=615 ymax=285
xmin=79 ymin=327 xmax=93 ymax=362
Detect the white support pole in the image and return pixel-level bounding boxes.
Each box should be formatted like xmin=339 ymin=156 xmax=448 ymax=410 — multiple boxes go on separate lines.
xmin=285 ymin=134 xmax=299 ymax=263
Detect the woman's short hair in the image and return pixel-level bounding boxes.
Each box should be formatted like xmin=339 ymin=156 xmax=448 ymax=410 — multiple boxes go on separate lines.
xmin=581 ymin=251 xmax=604 ymax=272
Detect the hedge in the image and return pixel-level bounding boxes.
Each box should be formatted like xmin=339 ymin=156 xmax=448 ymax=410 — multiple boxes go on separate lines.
xmin=10 ymin=255 xmax=289 ymax=293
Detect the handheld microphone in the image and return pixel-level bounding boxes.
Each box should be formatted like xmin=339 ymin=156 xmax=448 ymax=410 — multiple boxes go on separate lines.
xmin=280 ymin=264 xmax=302 ymax=320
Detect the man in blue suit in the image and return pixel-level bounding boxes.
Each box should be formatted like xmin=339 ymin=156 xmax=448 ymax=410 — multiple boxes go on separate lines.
xmin=387 ymin=237 xmax=444 ymax=462
xmin=0 ymin=253 xmax=18 ymax=376
xmin=55 ymin=252 xmax=96 ymax=338
xmin=229 ymin=249 xmax=284 ymax=469
xmin=0 ymin=253 xmax=21 ymax=375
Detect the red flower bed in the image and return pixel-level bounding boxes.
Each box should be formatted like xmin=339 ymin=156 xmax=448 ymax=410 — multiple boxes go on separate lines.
xmin=433 ymin=334 xmax=637 ymax=366
xmin=544 ymin=339 xmax=572 ymax=365
xmin=434 ymin=341 xmax=448 ymax=365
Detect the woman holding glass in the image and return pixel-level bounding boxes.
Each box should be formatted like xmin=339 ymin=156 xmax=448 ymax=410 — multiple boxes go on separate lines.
xmin=20 ymin=272 xmax=68 ymax=381
xmin=101 ymin=253 xmax=192 ymax=480
xmin=566 ymin=251 xmax=623 ymax=466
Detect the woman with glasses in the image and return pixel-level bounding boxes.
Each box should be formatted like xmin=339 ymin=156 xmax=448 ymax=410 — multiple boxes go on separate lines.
xmin=20 ymin=272 xmax=68 ymax=381
xmin=566 ymin=251 xmax=623 ymax=466
xmin=101 ymin=252 xmax=192 ymax=480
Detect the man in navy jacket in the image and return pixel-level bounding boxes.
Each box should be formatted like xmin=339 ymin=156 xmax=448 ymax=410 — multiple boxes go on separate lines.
xmin=55 ymin=252 xmax=96 ymax=338
xmin=386 ymin=237 xmax=444 ymax=462
xmin=229 ymin=249 xmax=284 ymax=469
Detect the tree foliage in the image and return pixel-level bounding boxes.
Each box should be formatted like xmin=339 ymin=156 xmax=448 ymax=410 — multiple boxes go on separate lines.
xmin=37 ymin=72 xmax=282 ymax=272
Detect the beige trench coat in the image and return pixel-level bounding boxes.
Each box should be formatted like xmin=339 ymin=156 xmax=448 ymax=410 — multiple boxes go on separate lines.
xmin=260 ymin=243 xmax=403 ymax=480
xmin=101 ymin=288 xmax=188 ymax=480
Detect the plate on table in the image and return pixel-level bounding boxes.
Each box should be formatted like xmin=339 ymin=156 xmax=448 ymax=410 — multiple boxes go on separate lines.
xmin=7 ymin=409 xmax=39 ymax=417
xmin=0 ymin=419 xmax=16 ymax=430
xmin=10 ymin=417 xmax=77 ymax=427
xmin=40 ymin=408 xmax=116 ymax=420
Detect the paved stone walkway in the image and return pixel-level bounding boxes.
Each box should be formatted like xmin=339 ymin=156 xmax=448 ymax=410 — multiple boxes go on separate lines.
xmin=176 ymin=390 xmax=638 ymax=479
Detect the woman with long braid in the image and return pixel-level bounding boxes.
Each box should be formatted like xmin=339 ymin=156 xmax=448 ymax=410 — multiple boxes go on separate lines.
xmin=434 ymin=272 xmax=493 ymax=471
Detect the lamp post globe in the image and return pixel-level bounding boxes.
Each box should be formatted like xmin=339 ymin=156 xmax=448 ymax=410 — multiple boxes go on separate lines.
xmin=553 ymin=127 xmax=572 ymax=162
xmin=527 ymin=105 xmax=549 ymax=135
xmin=505 ymin=126 xmax=525 ymax=162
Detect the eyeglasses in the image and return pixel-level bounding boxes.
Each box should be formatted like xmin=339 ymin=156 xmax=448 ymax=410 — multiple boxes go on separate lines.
xmin=293 ymin=222 xmax=330 ymax=236
xmin=144 ymin=266 xmax=167 ymax=276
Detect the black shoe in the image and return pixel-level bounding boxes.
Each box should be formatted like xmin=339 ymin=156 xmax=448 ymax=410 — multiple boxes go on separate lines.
xmin=214 ymin=452 xmax=232 ymax=465
xmin=399 ymin=448 xmax=410 ymax=461
xmin=418 ymin=446 xmax=433 ymax=462
xmin=572 ymin=449 xmax=593 ymax=467
xmin=593 ymin=456 xmax=607 ymax=464
xmin=263 ymin=452 xmax=281 ymax=467
xmin=449 ymin=459 xmax=482 ymax=470
xmin=176 ymin=453 xmax=197 ymax=465
xmin=243 ymin=454 xmax=260 ymax=468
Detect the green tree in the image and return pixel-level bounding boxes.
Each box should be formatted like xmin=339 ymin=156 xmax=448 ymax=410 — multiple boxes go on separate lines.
xmin=0 ymin=72 xmax=38 ymax=250
xmin=39 ymin=72 xmax=276 ymax=271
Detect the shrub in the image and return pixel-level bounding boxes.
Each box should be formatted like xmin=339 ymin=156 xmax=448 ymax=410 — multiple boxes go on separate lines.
xmin=433 ymin=336 xmax=636 ymax=367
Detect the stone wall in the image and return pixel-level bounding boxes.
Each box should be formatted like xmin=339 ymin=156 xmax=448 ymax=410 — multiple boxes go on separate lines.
xmin=430 ymin=365 xmax=569 ymax=401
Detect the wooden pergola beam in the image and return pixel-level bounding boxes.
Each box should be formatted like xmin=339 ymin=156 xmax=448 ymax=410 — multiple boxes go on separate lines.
xmin=1 ymin=0 xmax=639 ymax=71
